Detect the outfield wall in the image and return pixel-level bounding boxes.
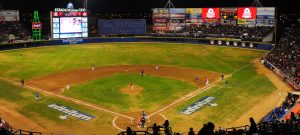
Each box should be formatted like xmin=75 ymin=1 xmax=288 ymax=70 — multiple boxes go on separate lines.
xmin=0 ymin=37 xmax=273 ymax=51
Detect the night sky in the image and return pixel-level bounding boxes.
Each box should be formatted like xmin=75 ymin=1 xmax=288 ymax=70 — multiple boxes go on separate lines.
xmin=0 ymin=0 xmax=298 ymax=14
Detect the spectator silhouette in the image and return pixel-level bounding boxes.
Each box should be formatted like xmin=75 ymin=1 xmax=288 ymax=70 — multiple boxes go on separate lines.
xmin=197 ymin=124 xmax=207 ymax=135
xmin=126 ymin=127 xmax=133 ymax=135
xmin=163 ymin=120 xmax=171 ymax=135
xmin=188 ymin=127 xmax=195 ymax=135
xmin=248 ymin=117 xmax=257 ymax=135
xmin=153 ymin=123 xmax=159 ymax=135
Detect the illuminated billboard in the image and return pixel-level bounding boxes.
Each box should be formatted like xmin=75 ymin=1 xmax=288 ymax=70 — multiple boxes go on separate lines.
xmin=50 ymin=3 xmax=88 ymax=39
xmin=202 ymin=8 xmax=220 ymax=19
xmin=237 ymin=7 xmax=257 ymax=19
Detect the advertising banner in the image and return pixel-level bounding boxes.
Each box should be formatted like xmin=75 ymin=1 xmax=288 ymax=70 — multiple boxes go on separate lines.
xmin=153 ymin=18 xmax=170 ymax=23
xmin=186 ymin=19 xmax=202 ymax=23
xmin=170 ymin=14 xmax=186 ymax=19
xmin=203 ymin=19 xmax=220 ymax=24
xmin=153 ymin=26 xmax=169 ymax=31
xmin=186 ymin=8 xmax=202 ymax=19
xmin=237 ymin=7 xmax=257 ymax=19
xmin=180 ymin=96 xmax=216 ymax=115
xmin=256 ymin=19 xmax=274 ymax=26
xmin=154 ymin=23 xmax=168 ymax=27
xmin=238 ymin=19 xmax=256 ymax=26
xmin=153 ymin=13 xmax=169 ymax=18
xmin=170 ymin=8 xmax=186 ymax=14
xmin=48 ymin=103 xmax=95 ymax=121
xmin=202 ymin=8 xmax=220 ymax=19
xmin=32 ymin=22 xmax=42 ymax=30
xmin=0 ymin=10 xmax=19 ymax=21
xmin=186 ymin=8 xmax=202 ymax=14
xmin=257 ymin=7 xmax=275 ymax=16
xmin=153 ymin=8 xmax=169 ymax=14
xmin=220 ymin=8 xmax=237 ymax=13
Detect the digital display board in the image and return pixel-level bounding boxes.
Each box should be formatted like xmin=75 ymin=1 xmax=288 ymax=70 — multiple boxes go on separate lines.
xmin=237 ymin=7 xmax=257 ymax=19
xmin=202 ymin=8 xmax=220 ymax=19
xmin=51 ymin=10 xmax=88 ymax=39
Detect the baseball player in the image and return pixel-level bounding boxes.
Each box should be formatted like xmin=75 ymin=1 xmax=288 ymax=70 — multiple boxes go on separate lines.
xmin=205 ymin=78 xmax=209 ymax=86
xmin=35 ymin=92 xmax=39 ymax=102
xmin=91 ymin=65 xmax=95 ymax=71
xmin=141 ymin=69 xmax=144 ymax=77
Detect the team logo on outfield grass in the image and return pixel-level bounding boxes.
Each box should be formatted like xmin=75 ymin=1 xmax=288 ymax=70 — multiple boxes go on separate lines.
xmin=48 ymin=103 xmax=95 ymax=121
xmin=180 ymin=96 xmax=216 ymax=115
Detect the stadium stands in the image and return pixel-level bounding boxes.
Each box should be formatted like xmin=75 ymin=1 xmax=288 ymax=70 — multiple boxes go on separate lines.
xmin=0 ymin=21 xmax=31 ymax=43
xmin=266 ymin=27 xmax=300 ymax=87
xmin=261 ymin=93 xmax=299 ymax=122
xmin=0 ymin=117 xmax=11 ymax=135
xmin=117 ymin=92 xmax=300 ymax=135
xmin=159 ymin=25 xmax=274 ymax=42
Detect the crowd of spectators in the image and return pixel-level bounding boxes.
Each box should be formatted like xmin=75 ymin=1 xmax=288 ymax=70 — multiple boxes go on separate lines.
xmin=0 ymin=117 xmax=11 ymax=135
xmin=266 ymin=28 xmax=300 ymax=86
xmin=119 ymin=92 xmax=300 ymax=135
xmin=261 ymin=93 xmax=299 ymax=122
xmin=182 ymin=24 xmax=274 ymax=41
xmin=0 ymin=21 xmax=31 ymax=43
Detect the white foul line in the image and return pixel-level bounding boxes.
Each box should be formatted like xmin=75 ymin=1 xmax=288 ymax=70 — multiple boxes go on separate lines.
xmin=0 ymin=78 xmax=135 ymax=120
xmin=148 ymin=59 xmax=260 ymax=117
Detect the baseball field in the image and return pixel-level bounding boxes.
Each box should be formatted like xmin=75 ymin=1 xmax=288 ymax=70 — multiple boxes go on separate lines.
xmin=0 ymin=42 xmax=292 ymax=134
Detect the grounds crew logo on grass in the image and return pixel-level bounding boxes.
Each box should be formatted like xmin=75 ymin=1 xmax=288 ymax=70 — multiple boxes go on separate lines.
xmin=48 ymin=103 xmax=95 ymax=121
xmin=180 ymin=96 xmax=216 ymax=115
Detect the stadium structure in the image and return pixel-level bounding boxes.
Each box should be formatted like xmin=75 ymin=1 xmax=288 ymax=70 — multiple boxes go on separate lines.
xmin=0 ymin=0 xmax=300 ymax=135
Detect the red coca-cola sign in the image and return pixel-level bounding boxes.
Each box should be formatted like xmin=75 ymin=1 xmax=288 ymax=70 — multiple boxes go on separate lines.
xmin=153 ymin=18 xmax=170 ymax=23
xmin=32 ymin=22 xmax=42 ymax=30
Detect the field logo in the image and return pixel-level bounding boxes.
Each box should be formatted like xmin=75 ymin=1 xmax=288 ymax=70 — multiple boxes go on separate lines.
xmin=242 ymin=8 xmax=252 ymax=19
xmin=207 ymin=8 xmax=215 ymax=18
xmin=180 ymin=96 xmax=216 ymax=115
xmin=48 ymin=103 xmax=95 ymax=121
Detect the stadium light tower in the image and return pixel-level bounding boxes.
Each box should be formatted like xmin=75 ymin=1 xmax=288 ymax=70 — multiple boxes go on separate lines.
xmin=251 ymin=0 xmax=263 ymax=7
xmin=164 ymin=0 xmax=175 ymax=8
xmin=84 ymin=0 xmax=88 ymax=10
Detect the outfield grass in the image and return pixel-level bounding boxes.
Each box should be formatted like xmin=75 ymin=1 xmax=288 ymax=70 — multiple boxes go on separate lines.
xmin=0 ymin=43 xmax=265 ymax=79
xmin=164 ymin=64 xmax=276 ymax=132
xmin=64 ymin=74 xmax=196 ymax=111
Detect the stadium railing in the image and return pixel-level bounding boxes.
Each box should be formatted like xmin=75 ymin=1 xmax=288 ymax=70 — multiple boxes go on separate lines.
xmin=264 ymin=59 xmax=300 ymax=90
xmin=117 ymin=131 xmax=153 ymax=135
xmin=0 ymin=37 xmax=274 ymax=51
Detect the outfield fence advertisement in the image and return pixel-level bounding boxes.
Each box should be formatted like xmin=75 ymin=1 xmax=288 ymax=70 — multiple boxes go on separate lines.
xmin=180 ymin=96 xmax=216 ymax=115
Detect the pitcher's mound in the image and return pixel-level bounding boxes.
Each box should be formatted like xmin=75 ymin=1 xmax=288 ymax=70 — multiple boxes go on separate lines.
xmin=120 ymin=84 xmax=144 ymax=96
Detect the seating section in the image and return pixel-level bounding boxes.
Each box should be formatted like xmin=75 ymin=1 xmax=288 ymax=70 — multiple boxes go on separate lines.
xmin=266 ymin=28 xmax=300 ymax=87
xmin=0 ymin=21 xmax=31 ymax=43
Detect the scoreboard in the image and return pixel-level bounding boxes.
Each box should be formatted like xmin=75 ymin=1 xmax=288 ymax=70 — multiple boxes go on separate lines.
xmin=51 ymin=8 xmax=88 ymax=39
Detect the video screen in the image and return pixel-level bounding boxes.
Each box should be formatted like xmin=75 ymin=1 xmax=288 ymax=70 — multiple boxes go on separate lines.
xmin=52 ymin=16 xmax=88 ymax=39
xmin=60 ymin=17 xmax=83 ymax=33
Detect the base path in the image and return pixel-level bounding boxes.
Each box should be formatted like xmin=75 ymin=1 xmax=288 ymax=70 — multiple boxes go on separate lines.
xmin=27 ymin=65 xmax=221 ymax=94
